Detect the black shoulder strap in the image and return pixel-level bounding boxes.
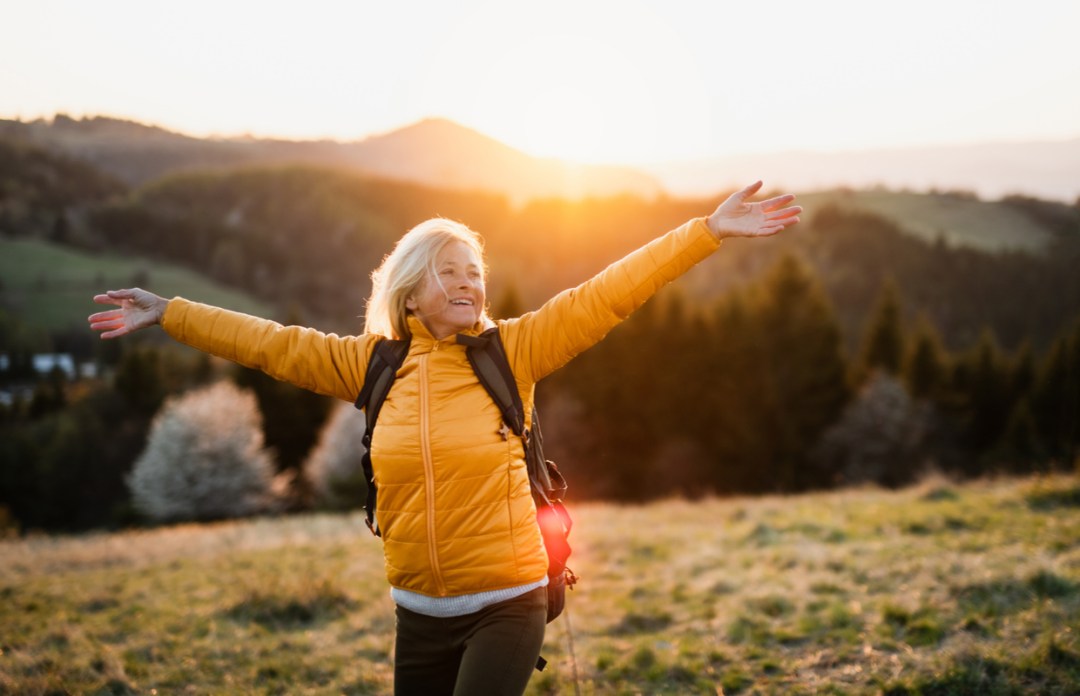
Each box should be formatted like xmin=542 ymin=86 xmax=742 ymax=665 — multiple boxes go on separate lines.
xmin=355 ymin=338 xmax=410 ymax=424
xmin=354 ymin=338 xmax=409 ymax=536
xmin=457 ymin=330 xmax=565 ymax=505
xmin=456 ymin=329 xmax=526 ymax=437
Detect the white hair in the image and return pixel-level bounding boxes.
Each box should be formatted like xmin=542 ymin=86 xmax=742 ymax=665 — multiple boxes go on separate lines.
xmin=364 ymin=218 xmax=489 ymax=339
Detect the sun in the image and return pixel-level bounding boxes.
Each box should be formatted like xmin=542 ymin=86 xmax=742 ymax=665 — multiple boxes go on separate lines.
xmin=406 ymin=1 xmax=714 ymax=164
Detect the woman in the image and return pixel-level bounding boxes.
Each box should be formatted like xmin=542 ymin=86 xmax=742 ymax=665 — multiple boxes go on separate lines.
xmin=89 ymin=180 xmax=800 ymax=695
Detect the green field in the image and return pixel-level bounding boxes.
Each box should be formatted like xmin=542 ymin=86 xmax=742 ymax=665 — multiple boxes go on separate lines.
xmin=0 ymin=238 xmax=271 ymax=333
xmin=798 ymin=190 xmax=1057 ymax=254
xmin=2 ymin=473 xmax=1079 ymax=694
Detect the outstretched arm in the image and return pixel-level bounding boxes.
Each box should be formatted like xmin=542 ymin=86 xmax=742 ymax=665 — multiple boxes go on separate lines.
xmin=90 ymin=290 xmax=374 ymax=402
xmin=88 ymin=288 xmax=169 ymax=339
xmin=504 ymin=182 xmax=800 ymax=382
xmin=707 ymin=181 xmax=801 ymax=239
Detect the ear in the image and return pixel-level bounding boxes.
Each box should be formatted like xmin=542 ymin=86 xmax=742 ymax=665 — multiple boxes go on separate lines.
xmin=405 ymin=296 xmax=418 ymax=311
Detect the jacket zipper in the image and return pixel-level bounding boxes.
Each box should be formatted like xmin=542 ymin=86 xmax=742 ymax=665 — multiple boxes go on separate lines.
xmin=419 ymin=350 xmax=447 ymax=595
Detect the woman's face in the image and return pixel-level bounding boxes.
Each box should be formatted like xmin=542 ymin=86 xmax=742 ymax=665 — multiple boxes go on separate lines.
xmin=406 ymin=240 xmax=486 ymax=340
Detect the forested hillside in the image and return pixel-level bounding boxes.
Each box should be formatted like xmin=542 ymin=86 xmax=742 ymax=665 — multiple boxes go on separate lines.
xmin=2 ymin=135 xmax=1078 ymax=532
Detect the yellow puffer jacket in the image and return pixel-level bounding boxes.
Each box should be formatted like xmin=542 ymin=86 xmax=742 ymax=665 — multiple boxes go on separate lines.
xmin=162 ymin=217 xmax=720 ymax=596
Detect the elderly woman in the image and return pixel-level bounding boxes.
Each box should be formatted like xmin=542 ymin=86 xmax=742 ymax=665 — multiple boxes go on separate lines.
xmin=89 ymin=181 xmax=800 ymax=695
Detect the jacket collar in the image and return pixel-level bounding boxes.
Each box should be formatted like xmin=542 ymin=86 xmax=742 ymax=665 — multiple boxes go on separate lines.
xmin=405 ymin=314 xmax=493 ymax=351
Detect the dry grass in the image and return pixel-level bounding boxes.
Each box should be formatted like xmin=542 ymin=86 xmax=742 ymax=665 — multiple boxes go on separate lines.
xmin=2 ymin=473 xmax=1079 ymax=694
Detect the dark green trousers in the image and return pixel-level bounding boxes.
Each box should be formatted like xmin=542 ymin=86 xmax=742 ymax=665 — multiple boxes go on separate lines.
xmin=393 ymin=586 xmax=547 ymax=696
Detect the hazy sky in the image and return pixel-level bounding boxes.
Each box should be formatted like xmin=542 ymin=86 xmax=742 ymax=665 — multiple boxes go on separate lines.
xmin=4 ymin=0 xmax=1079 ymax=164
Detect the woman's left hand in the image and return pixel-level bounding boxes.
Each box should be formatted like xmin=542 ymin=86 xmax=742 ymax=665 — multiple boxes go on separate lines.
xmin=707 ymin=181 xmax=802 ymax=239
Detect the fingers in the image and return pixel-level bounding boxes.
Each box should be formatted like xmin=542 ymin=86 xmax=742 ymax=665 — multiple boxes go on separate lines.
xmin=761 ymin=217 xmax=801 ymax=235
xmin=88 ymin=309 xmax=131 ymax=340
xmin=760 ymin=194 xmax=796 ymax=211
xmin=765 ymin=205 xmax=802 ymax=221
xmin=88 ymin=308 xmax=123 ymax=322
xmin=88 ymin=311 xmax=126 ymax=333
xmin=92 ymin=289 xmax=136 ymax=306
xmin=98 ymin=327 xmax=129 ymax=340
xmin=736 ymin=180 xmax=764 ymax=200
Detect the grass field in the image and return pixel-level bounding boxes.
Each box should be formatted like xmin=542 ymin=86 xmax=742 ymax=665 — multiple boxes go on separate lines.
xmin=0 ymin=238 xmax=270 ymax=334
xmin=2 ymin=473 xmax=1079 ymax=695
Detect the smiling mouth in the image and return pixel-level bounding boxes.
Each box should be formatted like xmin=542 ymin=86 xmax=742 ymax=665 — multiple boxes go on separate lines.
xmin=450 ymin=299 xmax=474 ymax=306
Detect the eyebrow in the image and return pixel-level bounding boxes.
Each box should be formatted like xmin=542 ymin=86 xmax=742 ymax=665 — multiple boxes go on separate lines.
xmin=439 ymin=260 xmax=482 ymax=271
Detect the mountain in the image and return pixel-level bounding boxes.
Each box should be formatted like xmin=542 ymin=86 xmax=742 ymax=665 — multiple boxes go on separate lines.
xmin=336 ymin=118 xmax=662 ymax=203
xmin=0 ymin=115 xmax=662 ymax=204
xmin=647 ymin=140 xmax=1080 ymax=204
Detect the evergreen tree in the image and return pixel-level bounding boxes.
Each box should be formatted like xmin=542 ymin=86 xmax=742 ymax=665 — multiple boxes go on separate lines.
xmin=904 ymin=314 xmax=949 ymax=400
xmin=231 ymin=307 xmax=333 ymax=474
xmin=1008 ymin=341 xmax=1037 ymax=407
xmin=113 ymin=344 xmax=166 ymax=413
xmin=995 ymin=396 xmax=1045 ymax=470
xmin=858 ymin=276 xmax=905 ymax=380
xmin=700 ymin=290 xmax=770 ymax=493
xmin=739 ymin=254 xmax=850 ymax=491
xmin=957 ymin=328 xmax=1011 ymax=463
xmin=1030 ymin=322 xmax=1080 ymax=463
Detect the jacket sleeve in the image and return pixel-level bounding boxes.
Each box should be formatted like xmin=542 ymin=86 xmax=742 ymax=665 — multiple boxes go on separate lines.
xmin=161 ymin=298 xmax=376 ymax=402
xmin=502 ymin=217 xmax=721 ymax=383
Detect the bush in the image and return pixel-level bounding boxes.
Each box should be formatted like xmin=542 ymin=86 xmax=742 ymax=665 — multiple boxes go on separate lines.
xmin=304 ymin=402 xmax=367 ymax=510
xmin=127 ymin=381 xmax=277 ymax=522
xmin=815 ymin=372 xmax=932 ymax=487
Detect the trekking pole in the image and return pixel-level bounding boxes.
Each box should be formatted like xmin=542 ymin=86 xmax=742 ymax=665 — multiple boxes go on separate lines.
xmin=563 ymin=602 xmax=581 ymax=696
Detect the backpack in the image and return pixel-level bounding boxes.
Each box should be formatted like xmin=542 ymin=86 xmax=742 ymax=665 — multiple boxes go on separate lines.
xmin=353 ymin=327 xmax=577 ymax=626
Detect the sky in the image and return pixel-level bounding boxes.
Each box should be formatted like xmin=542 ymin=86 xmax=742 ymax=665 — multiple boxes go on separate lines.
xmin=4 ymin=0 xmax=1080 ymax=165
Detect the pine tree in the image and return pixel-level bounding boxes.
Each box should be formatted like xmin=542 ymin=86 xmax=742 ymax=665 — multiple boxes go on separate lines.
xmin=113 ymin=344 xmax=166 ymax=413
xmin=740 ymin=254 xmax=850 ymax=491
xmin=957 ymin=328 xmax=1011 ymax=462
xmin=1030 ymin=322 xmax=1080 ymax=463
xmin=904 ymin=314 xmax=949 ymax=401
xmin=996 ymin=397 xmax=1044 ymax=469
xmin=230 ymin=309 xmax=332 ymax=474
xmin=858 ymin=276 xmax=905 ymax=380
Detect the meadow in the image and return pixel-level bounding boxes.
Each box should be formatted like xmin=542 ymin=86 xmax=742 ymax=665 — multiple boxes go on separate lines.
xmin=0 ymin=238 xmax=270 ymax=334
xmin=2 ymin=472 xmax=1079 ymax=695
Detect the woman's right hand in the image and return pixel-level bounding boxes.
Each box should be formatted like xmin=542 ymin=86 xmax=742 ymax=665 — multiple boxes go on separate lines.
xmin=88 ymin=288 xmax=169 ymax=339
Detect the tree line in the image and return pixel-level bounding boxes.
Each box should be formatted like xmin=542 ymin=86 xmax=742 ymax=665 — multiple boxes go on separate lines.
xmin=541 ymin=258 xmax=1080 ymax=500
xmin=2 ymin=138 xmax=1079 ymax=532
xmin=3 ymin=253 xmax=1076 ymax=533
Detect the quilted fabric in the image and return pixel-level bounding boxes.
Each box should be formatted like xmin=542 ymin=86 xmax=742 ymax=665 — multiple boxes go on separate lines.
xmin=162 ymin=217 xmax=720 ymax=596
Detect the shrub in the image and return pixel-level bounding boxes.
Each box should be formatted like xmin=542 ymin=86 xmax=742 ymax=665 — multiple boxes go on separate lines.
xmin=304 ymin=401 xmax=367 ymax=510
xmin=127 ymin=381 xmax=277 ymax=522
xmin=815 ymin=372 xmax=932 ymax=487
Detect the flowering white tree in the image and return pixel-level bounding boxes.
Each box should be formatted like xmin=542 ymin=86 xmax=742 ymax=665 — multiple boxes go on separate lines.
xmin=305 ymin=401 xmax=368 ymax=510
xmin=128 ymin=381 xmax=277 ymax=521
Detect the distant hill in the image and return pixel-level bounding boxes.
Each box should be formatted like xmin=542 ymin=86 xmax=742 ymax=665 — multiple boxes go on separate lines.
xmin=648 ymin=139 xmax=1080 ymax=205
xmin=335 ymin=117 xmax=662 ymax=203
xmin=3 ymin=133 xmax=1077 ymax=352
xmin=0 ymin=115 xmax=662 ymax=204
xmin=797 ymin=189 xmax=1060 ymax=254
xmin=0 ymin=237 xmax=271 ymax=335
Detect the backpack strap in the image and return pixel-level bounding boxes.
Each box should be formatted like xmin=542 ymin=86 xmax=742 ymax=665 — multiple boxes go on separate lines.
xmin=354 ymin=338 xmax=409 ymax=536
xmin=456 ymin=328 xmax=525 ymax=436
xmin=456 ymin=330 xmax=566 ymax=506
